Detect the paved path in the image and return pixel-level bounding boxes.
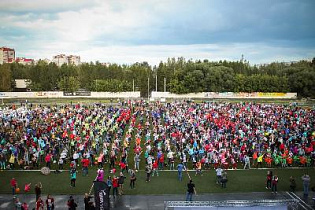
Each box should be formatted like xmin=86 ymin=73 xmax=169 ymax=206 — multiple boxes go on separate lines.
xmin=0 ymin=191 xmax=314 ymax=209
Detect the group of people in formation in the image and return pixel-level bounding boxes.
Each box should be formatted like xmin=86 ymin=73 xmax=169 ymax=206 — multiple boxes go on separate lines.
xmin=1 ymin=100 xmax=314 ymax=173
xmin=1 ymin=100 xmax=314 ymax=207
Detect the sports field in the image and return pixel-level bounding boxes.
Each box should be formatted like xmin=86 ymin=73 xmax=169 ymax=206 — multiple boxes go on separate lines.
xmin=1 ymin=167 xmax=314 ymax=195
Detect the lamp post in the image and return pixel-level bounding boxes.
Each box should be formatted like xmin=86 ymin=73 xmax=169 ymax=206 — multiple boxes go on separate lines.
xmin=164 ymin=77 xmax=166 ymax=92
xmin=147 ymin=77 xmax=150 ymax=100
xmin=155 ymin=74 xmax=157 ymax=92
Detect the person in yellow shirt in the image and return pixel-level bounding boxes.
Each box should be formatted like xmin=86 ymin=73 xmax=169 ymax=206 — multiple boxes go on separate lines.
xmin=257 ymin=153 xmax=264 ymax=168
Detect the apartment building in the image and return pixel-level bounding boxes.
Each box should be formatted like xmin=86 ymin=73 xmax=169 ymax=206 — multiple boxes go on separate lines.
xmin=16 ymin=57 xmax=34 ymax=65
xmin=52 ymin=54 xmax=81 ymax=66
xmin=67 ymin=55 xmax=81 ymax=66
xmin=0 ymin=47 xmax=15 ymax=64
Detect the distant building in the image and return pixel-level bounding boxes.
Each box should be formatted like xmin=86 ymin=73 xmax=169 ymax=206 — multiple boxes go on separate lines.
xmin=0 ymin=47 xmax=15 ymax=64
xmin=14 ymin=79 xmax=31 ymax=91
xmin=34 ymin=58 xmax=51 ymax=65
xmin=67 ymin=55 xmax=81 ymax=66
xmin=52 ymin=54 xmax=68 ymax=66
xmin=100 ymin=62 xmax=110 ymax=67
xmin=52 ymin=54 xmax=81 ymax=66
xmin=16 ymin=57 xmax=34 ymax=65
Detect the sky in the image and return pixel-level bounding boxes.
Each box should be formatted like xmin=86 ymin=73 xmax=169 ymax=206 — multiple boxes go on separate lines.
xmin=0 ymin=0 xmax=314 ymax=66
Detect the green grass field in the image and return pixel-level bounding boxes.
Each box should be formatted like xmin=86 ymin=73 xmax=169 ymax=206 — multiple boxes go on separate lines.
xmin=0 ymin=168 xmax=314 ymax=195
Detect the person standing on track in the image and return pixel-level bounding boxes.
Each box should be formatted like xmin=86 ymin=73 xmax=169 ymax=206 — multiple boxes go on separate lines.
xmin=301 ymin=173 xmax=311 ymax=197
xmin=186 ymin=179 xmax=196 ymax=201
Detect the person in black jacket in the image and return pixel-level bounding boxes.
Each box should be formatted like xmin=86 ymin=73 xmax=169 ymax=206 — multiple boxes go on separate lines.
xmin=67 ymin=195 xmax=77 ymax=210
xmin=186 ymin=179 xmax=196 ymax=201
xmin=84 ymin=193 xmax=93 ymax=210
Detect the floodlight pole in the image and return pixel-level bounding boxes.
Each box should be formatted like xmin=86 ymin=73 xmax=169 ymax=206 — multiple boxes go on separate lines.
xmin=155 ymin=74 xmax=157 ymax=92
xmin=147 ymin=77 xmax=150 ymax=100
xmin=164 ymin=77 xmax=166 ymax=92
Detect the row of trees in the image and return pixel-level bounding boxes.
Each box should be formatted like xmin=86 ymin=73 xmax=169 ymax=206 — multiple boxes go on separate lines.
xmin=0 ymin=57 xmax=314 ymax=98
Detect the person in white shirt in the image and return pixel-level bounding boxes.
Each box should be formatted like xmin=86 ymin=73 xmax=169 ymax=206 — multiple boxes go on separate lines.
xmin=73 ymin=151 xmax=79 ymax=166
xmin=216 ymin=167 xmax=223 ymax=184
xmin=244 ymin=155 xmax=250 ymax=169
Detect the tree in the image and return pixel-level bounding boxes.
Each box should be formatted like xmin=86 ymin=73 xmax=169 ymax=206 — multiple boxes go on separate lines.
xmin=58 ymin=76 xmax=80 ymax=92
xmin=0 ymin=64 xmax=12 ymax=91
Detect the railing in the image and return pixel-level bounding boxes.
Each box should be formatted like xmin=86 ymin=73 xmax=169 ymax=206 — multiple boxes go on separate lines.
xmin=164 ymin=199 xmax=300 ymax=209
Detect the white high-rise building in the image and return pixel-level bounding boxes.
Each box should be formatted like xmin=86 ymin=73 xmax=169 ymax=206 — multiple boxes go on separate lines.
xmin=52 ymin=54 xmax=81 ymax=67
xmin=67 ymin=55 xmax=81 ymax=66
xmin=52 ymin=54 xmax=68 ymax=66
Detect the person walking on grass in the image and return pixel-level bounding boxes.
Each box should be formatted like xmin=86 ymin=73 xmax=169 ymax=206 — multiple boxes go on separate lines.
xmin=221 ymin=171 xmax=228 ymax=188
xmin=195 ymin=161 xmax=202 ymax=176
xmin=152 ymin=159 xmax=159 ymax=177
xmin=145 ymin=164 xmax=152 ymax=182
xmin=130 ymin=169 xmax=136 ymax=189
xmin=106 ymin=176 xmax=113 ymax=195
xmin=35 ymin=182 xmax=42 ymax=202
xmin=186 ymin=179 xmax=196 ymax=201
xmin=118 ymin=172 xmax=126 ymax=195
xmin=271 ymin=174 xmax=279 ymax=194
xmin=112 ymin=175 xmax=119 ymax=198
xmin=70 ymin=168 xmax=77 ymax=187
xmin=177 ymin=162 xmax=185 ymax=181
xmin=289 ymin=176 xmax=296 ymax=193
xmin=216 ymin=166 xmax=223 ymax=184
xmin=10 ymin=177 xmax=17 ymax=196
xmin=266 ymin=171 xmax=272 ymax=189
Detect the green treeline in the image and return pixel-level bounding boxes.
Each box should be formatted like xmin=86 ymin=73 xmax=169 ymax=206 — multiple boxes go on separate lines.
xmin=0 ymin=57 xmax=314 ymax=98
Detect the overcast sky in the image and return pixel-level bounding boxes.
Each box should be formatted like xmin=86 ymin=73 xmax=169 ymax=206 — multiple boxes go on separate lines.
xmin=0 ymin=0 xmax=314 ymax=65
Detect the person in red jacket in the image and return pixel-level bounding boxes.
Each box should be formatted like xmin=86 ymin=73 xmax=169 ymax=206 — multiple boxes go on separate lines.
xmin=152 ymin=159 xmax=159 ymax=176
xmin=159 ymin=154 xmax=164 ymax=170
xmin=112 ymin=175 xmax=119 ymax=198
xmin=45 ymin=153 xmax=52 ymax=169
xmin=81 ymin=157 xmax=90 ymax=176
xmin=10 ymin=177 xmax=17 ymax=195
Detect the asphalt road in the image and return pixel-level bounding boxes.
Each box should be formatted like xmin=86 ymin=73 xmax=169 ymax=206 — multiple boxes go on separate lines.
xmin=0 ymin=191 xmax=314 ymax=210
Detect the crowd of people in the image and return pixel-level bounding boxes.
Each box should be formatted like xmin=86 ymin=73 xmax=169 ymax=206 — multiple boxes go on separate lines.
xmin=1 ymin=101 xmax=314 ymax=173
xmin=1 ymin=100 xmax=314 ymax=207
